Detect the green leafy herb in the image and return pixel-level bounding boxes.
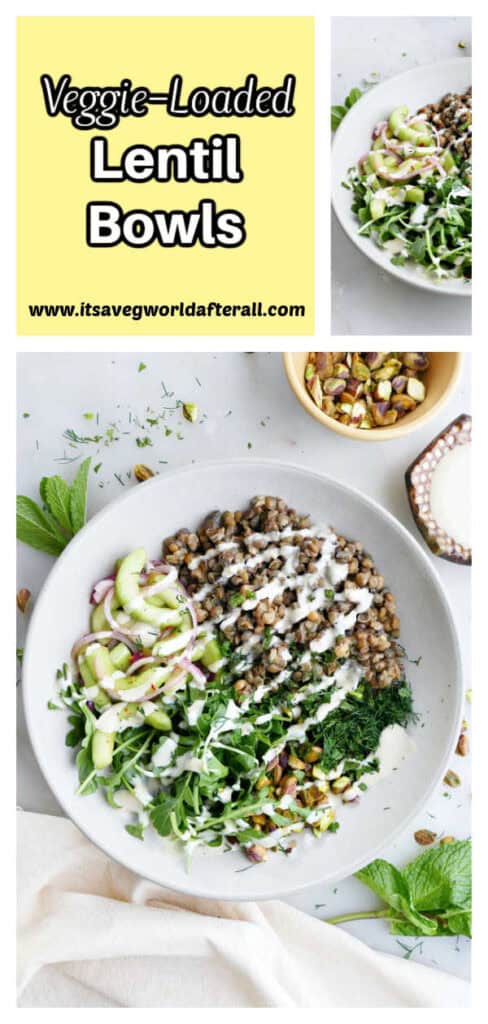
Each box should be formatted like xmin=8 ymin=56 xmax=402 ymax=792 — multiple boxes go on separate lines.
xmin=125 ymin=823 xmax=145 ymax=840
xmin=331 ymin=87 xmax=363 ymax=130
xmin=138 ymin=362 xmax=147 ymax=373
xmin=326 ymin=840 xmax=471 ymax=937
xmin=17 ymin=458 xmax=91 ymax=556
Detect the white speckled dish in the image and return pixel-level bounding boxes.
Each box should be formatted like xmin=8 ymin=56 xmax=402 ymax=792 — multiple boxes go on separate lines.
xmin=23 ymin=460 xmax=463 ymax=900
xmin=332 ymin=58 xmax=472 ymax=296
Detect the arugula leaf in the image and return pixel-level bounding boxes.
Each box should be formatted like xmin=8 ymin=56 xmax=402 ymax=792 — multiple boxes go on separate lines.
xmin=69 ymin=457 xmax=91 ymax=533
xmin=42 ymin=475 xmax=74 ymax=536
xmin=16 ymin=496 xmax=67 ymax=556
xmin=149 ymin=793 xmax=177 ymax=836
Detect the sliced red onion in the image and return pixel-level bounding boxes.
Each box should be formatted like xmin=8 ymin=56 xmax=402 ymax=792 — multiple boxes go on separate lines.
xmin=372 ymin=120 xmax=387 ymax=140
xmin=71 ymin=630 xmax=139 ymax=660
xmin=180 ymin=658 xmax=207 ymax=689
xmin=90 ymin=576 xmax=115 ymax=606
xmin=126 ymin=656 xmax=158 ymax=676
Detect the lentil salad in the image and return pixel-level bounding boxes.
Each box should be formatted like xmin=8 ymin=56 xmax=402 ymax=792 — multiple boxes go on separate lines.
xmin=54 ymin=496 xmax=416 ymax=864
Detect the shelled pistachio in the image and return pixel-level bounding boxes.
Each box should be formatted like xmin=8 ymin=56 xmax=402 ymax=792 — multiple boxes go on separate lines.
xmin=304 ymin=352 xmax=429 ymax=429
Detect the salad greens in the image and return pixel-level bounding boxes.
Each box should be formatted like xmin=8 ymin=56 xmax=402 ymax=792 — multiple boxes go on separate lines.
xmin=52 ymin=538 xmax=417 ymax=864
xmin=326 ymin=840 xmax=471 ymax=937
xmin=345 ymin=104 xmax=472 ymax=281
xmin=331 ymin=87 xmax=363 ymax=131
xmin=17 ymin=458 xmax=91 ymax=555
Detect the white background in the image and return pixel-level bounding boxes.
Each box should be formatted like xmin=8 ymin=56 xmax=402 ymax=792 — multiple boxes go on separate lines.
xmin=331 ymin=15 xmax=472 ymax=336
xmin=17 ymin=350 xmax=472 ymax=980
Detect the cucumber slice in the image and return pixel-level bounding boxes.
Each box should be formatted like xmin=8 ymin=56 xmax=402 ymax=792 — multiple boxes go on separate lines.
xmin=115 ymin=549 xmax=183 ymax=628
xmin=110 ymin=642 xmax=132 ymax=672
xmin=90 ymin=602 xmax=109 ymax=632
xmin=153 ymin=629 xmax=194 ymax=658
xmin=370 ymin=198 xmax=386 ymax=221
xmin=405 ymin=186 xmax=425 ymax=203
xmin=145 ymin=708 xmax=172 ymax=731
xmin=116 ymin=664 xmax=172 ymax=695
xmin=86 ymin=644 xmax=117 ymax=682
xmin=92 ymin=730 xmax=115 ymax=769
xmin=79 ymin=657 xmax=97 ymax=687
xmin=388 ymin=105 xmax=409 ymax=136
xmin=200 ymin=638 xmax=222 ymax=669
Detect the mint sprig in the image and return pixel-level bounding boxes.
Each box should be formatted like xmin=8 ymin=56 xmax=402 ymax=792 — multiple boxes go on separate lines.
xmin=17 ymin=457 xmax=91 ymax=556
xmin=326 ymin=839 xmax=471 ymax=937
xmin=331 ymin=87 xmax=363 ymax=131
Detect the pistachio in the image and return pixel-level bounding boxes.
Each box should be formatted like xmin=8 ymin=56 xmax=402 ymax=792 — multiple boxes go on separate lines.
xmin=16 ymin=588 xmax=31 ymax=613
xmin=406 ymin=377 xmax=426 ymax=403
xmin=256 ymin=775 xmax=270 ymax=791
xmin=304 ymin=746 xmax=322 ymax=763
xmin=345 ymin=378 xmax=364 ymax=399
xmin=304 ymin=362 xmax=315 ymax=381
xmin=323 ymin=377 xmax=347 ymax=397
xmin=315 ymin=352 xmax=335 ymax=379
xmin=373 ymin=358 xmax=402 ymax=381
xmin=363 ymin=352 xmax=386 ymax=370
xmin=341 ymin=787 xmax=359 ymax=803
xmin=246 ymin=843 xmax=268 ymax=863
xmin=390 ymin=394 xmax=417 ymax=415
xmin=182 ymin=402 xmax=199 ymax=423
xmin=371 ymin=402 xmax=398 ymax=427
xmin=443 ymin=769 xmax=461 ymax=787
xmin=351 ymin=354 xmax=371 ymax=381
xmin=392 ymin=374 xmax=408 ymax=393
xmin=331 ymin=775 xmax=351 ymax=794
xmin=311 ymin=766 xmax=328 ymax=782
xmin=440 ymin=836 xmax=456 ymax=844
xmin=402 ymin=352 xmax=430 ymax=371
xmin=287 ymin=753 xmax=307 ymax=770
xmin=307 ymin=374 xmax=323 ymax=407
xmin=350 ymin=401 xmax=367 ymax=426
xmin=312 ymin=807 xmax=336 ymax=835
xmin=333 ymin=362 xmax=350 ymax=379
xmin=374 ymin=380 xmax=392 ymax=402
xmin=358 ymin=414 xmax=373 ymax=429
xmin=133 ymin=464 xmax=154 ymax=482
xmin=339 ymin=394 xmax=355 ymax=407
xmin=466 ymin=689 xmax=472 ymax=703
xmin=280 ymin=774 xmax=298 ymax=796
xmin=456 ymin=733 xmax=469 ymax=756
xmin=414 ymin=829 xmax=437 ymax=846
xmin=322 ymin=397 xmax=337 ymax=417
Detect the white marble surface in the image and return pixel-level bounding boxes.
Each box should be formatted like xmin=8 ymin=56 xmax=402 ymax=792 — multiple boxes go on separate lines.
xmin=331 ymin=16 xmax=472 ymax=336
xmin=17 ymin=351 xmax=471 ymax=982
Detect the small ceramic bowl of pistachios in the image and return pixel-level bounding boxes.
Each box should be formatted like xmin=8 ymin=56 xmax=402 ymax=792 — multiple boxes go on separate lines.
xmin=283 ymin=352 xmax=463 ymax=442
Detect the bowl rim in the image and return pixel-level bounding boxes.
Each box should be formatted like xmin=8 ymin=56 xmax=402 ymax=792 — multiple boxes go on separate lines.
xmin=283 ymin=352 xmax=464 ymax=442
xmin=331 ymin=57 xmax=472 ymax=297
xmin=22 ymin=458 xmax=463 ymax=900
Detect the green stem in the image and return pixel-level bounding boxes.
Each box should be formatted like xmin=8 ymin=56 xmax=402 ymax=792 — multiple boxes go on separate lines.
xmin=325 ymin=909 xmax=390 ymax=926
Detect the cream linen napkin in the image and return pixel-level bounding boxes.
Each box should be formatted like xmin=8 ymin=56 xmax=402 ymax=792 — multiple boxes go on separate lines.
xmin=17 ymin=811 xmax=469 ymax=1008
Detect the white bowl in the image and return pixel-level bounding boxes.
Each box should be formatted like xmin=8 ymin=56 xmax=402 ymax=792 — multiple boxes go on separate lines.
xmin=23 ymin=460 xmax=463 ymax=900
xmin=332 ymin=58 xmax=472 ymax=296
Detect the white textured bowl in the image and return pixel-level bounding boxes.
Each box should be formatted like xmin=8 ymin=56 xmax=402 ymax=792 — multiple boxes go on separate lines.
xmin=23 ymin=460 xmax=463 ymax=900
xmin=332 ymin=58 xmax=472 ymax=296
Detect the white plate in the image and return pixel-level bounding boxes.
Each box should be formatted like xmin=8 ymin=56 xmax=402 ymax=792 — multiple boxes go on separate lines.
xmin=23 ymin=460 xmax=463 ymax=900
xmin=332 ymin=58 xmax=472 ymax=296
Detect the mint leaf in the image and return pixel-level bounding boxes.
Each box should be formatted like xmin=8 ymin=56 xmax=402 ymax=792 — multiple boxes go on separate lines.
xmin=356 ymin=859 xmax=437 ymax=935
xmin=43 ymin=475 xmax=74 ymax=536
xmin=403 ymin=839 xmax=471 ymax=913
xmin=16 ymin=496 xmax=67 ymax=556
xmin=69 ymin=457 xmax=91 ymax=533
xmin=331 ymin=105 xmax=346 ymax=130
